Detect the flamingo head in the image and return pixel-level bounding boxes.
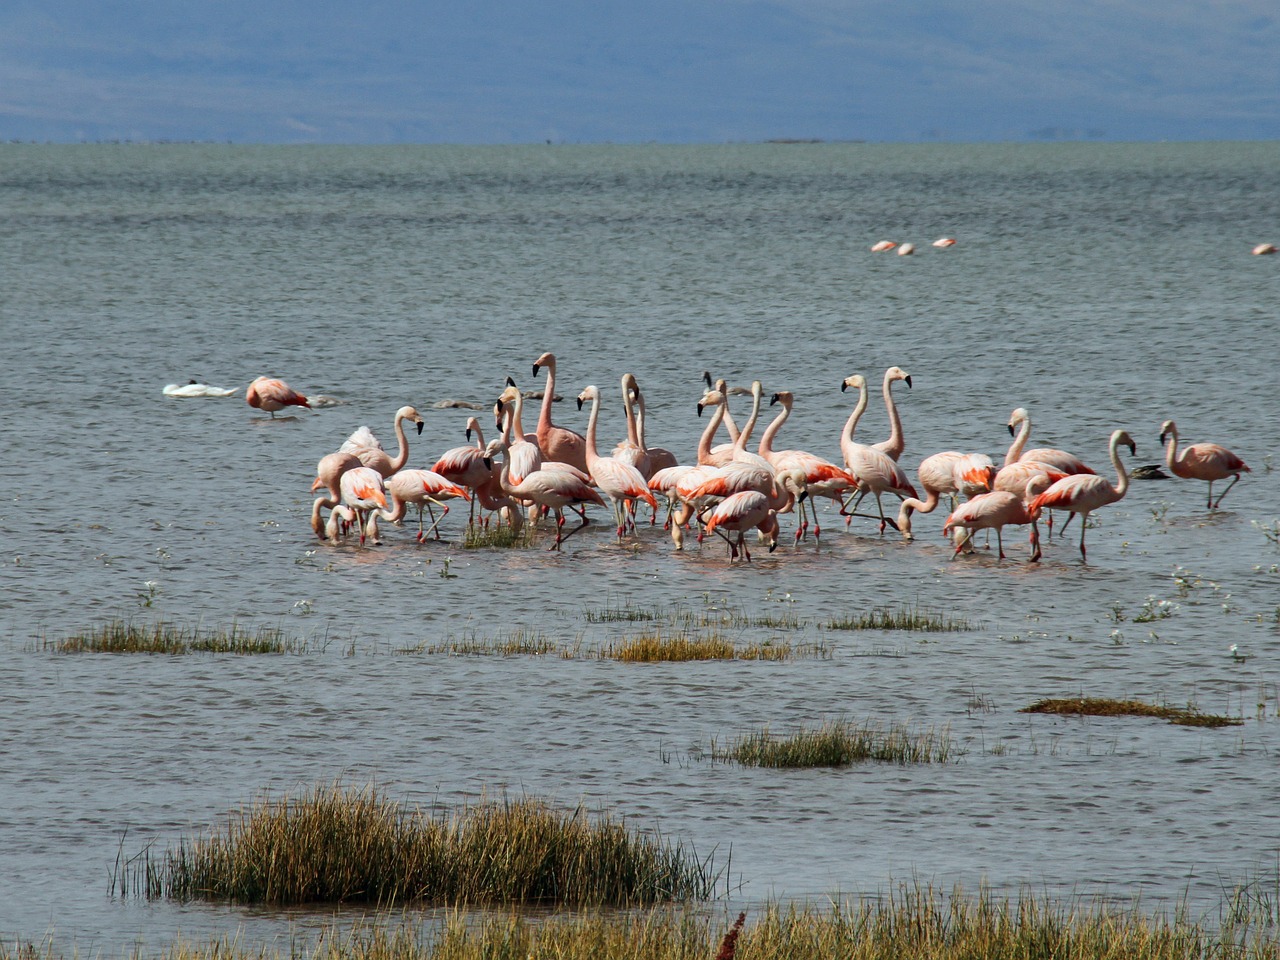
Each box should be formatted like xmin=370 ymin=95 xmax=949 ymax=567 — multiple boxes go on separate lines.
xmin=396 ymin=405 xmax=424 ymax=436
xmin=887 ymin=366 xmax=912 ymax=389
xmin=1116 ymin=430 xmax=1137 ymax=457
xmin=697 ymin=389 xmax=725 ymax=417
xmin=576 ymin=384 xmax=599 ymax=411
xmin=770 ymin=390 xmax=794 ymax=407
xmin=841 ymin=374 xmax=866 ymax=393
xmin=1008 ymin=407 xmax=1029 ymax=436
xmin=532 ymin=352 xmax=554 ymax=378
xmin=1158 ymin=420 xmax=1177 ymax=445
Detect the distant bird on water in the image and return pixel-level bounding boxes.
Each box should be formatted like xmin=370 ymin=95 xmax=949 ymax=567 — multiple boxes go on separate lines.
xmin=246 ymin=377 xmax=309 ymax=418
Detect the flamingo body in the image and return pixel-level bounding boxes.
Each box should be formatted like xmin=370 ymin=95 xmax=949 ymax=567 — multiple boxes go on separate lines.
xmin=1159 ymin=420 xmax=1250 ymax=508
xmin=247 ymin=377 xmax=309 ymax=417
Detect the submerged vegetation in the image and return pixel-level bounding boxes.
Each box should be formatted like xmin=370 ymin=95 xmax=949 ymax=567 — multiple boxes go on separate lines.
xmin=713 ymin=718 xmax=955 ymax=767
xmin=114 ymin=783 xmax=719 ymax=908
xmin=1022 ymin=697 xmax=1243 ymax=728
xmin=29 ymin=883 xmax=1280 ymax=959
xmin=600 ymin=629 xmax=828 ymax=662
xmin=48 ymin=620 xmax=312 ymax=655
xmin=827 ymin=603 xmax=974 ymax=632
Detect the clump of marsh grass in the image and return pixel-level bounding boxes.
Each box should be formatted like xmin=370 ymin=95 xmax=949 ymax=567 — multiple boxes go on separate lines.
xmin=712 ymin=718 xmax=955 ymax=768
xmin=828 ymin=603 xmax=973 ymax=632
xmin=74 ymin=882 xmax=1280 ymax=960
xmin=584 ymin=600 xmax=665 ymax=622
xmin=1022 ymin=697 xmax=1242 ymax=728
xmin=48 ymin=620 xmax=310 ymax=655
xmin=461 ymin=523 xmax=536 ymax=550
xmin=600 ymin=629 xmax=820 ymax=662
xmin=115 ymin=783 xmax=719 ymax=908
xmin=398 ymin=628 xmax=561 ymax=657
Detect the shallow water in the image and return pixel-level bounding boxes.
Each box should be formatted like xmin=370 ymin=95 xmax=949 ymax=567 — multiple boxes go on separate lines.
xmin=1 ymin=142 xmax=1279 ymax=951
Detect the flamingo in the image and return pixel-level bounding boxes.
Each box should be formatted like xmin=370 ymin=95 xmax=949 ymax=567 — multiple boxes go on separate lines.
xmin=329 ymin=466 xmax=389 ymax=545
xmin=870 ymin=240 xmax=897 ymax=252
xmin=484 ymin=437 xmax=604 ymax=550
xmin=1027 ymin=429 xmax=1137 ymax=561
xmin=942 ymin=473 xmax=1053 ymax=562
xmin=933 ymin=237 xmax=957 ymax=248
xmin=494 ymin=386 xmax=544 ymax=486
xmin=340 ymin=406 xmax=424 ymax=477
xmin=612 ymin=373 xmax=652 ymax=480
xmin=871 ymin=366 xmax=912 ymax=462
xmin=993 ymin=459 xmax=1069 ymax=499
xmin=531 ymin=352 xmax=589 ymax=473
xmin=702 ymin=472 xmax=807 ymax=562
xmin=381 ymin=470 xmax=471 ymax=541
xmin=897 ymin=243 xmax=915 ymax=256
xmin=246 ymin=377 xmax=309 ymax=418
xmin=576 ymin=385 xmax=658 ymax=540
xmin=758 ymin=390 xmax=857 ymax=539
xmin=1158 ymin=420 xmax=1250 ymax=509
xmin=430 ymin=417 xmax=495 ymax=525
xmin=897 ymin=451 xmax=995 ymax=541
xmin=310 ymin=451 xmax=362 ymax=539
xmin=1005 ymin=407 xmax=1096 ymax=475
xmin=631 ymin=383 xmax=678 ymax=475
xmin=838 ymin=374 xmax=918 ymax=532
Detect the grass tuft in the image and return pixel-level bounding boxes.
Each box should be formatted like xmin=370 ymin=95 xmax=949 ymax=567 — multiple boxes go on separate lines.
xmin=827 ymin=603 xmax=973 ymax=632
xmin=1021 ymin=697 xmax=1243 ymax=728
xmin=115 ymin=783 xmax=719 ymax=908
xmin=600 ymin=629 xmax=817 ymax=662
xmin=398 ymin=628 xmax=561 ymax=656
xmin=713 ymin=718 xmax=955 ymax=767
xmin=461 ymin=523 xmax=536 ymax=550
xmin=48 ymin=620 xmax=308 ymax=655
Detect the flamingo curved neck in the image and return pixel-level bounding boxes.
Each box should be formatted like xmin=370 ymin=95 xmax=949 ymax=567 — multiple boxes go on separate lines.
xmin=758 ymin=397 xmax=792 ymax=458
xmin=842 ymin=383 xmax=870 ymax=451
xmin=881 ymin=374 xmax=904 ymax=457
xmin=1161 ymin=426 xmax=1180 ymax=469
xmin=583 ymin=391 xmax=602 ymax=466
xmin=621 ymin=376 xmax=641 ymax=447
xmin=388 ymin=414 xmax=412 ymax=473
xmin=537 ymin=358 xmax=558 ymax=434
xmin=1006 ymin=416 xmax=1031 ymax=465
xmin=734 ymin=385 xmax=763 ymax=453
xmin=696 ymin=401 xmax=728 ymax=464
xmin=1110 ymin=433 xmax=1131 ymax=498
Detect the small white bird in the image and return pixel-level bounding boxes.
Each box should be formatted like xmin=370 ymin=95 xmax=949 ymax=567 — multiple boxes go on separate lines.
xmin=163 ymin=381 xmax=239 ymax=398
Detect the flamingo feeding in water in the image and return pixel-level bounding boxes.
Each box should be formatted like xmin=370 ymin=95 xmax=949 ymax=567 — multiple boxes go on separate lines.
xmin=1158 ymin=420 xmax=1250 ymax=509
xmin=1027 ymin=429 xmax=1136 ymax=561
xmin=381 ymin=470 xmax=471 ymax=541
xmin=484 ymin=437 xmax=605 ymax=550
xmin=942 ymin=473 xmax=1052 ymax=562
xmin=247 ymin=377 xmax=309 ymax=418
xmin=897 ymin=451 xmax=996 ymax=541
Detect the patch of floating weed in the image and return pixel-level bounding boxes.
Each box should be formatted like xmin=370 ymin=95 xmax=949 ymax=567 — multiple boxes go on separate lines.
xmin=461 ymin=523 xmax=536 ymax=550
xmin=115 ymin=783 xmax=719 ymax=908
xmin=713 ymin=718 xmax=955 ymax=767
xmin=399 ymin=628 xmax=561 ymax=657
xmin=1021 ymin=697 xmax=1242 ymax=728
xmin=827 ymin=603 xmax=973 ymax=632
xmin=48 ymin=620 xmax=312 ymax=655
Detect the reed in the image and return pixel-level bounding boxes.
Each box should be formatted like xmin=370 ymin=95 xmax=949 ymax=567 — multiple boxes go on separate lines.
xmin=1021 ymin=697 xmax=1243 ymax=728
xmin=583 ymin=600 xmax=665 ymax=622
xmin=713 ymin=718 xmax=955 ymax=767
xmin=399 ymin=628 xmax=560 ymax=656
xmin=461 ymin=523 xmax=536 ymax=549
xmin=39 ymin=884 xmax=1280 ymax=960
xmin=48 ymin=620 xmax=307 ymax=655
xmin=827 ymin=603 xmax=973 ymax=632
xmin=600 ymin=629 xmax=804 ymax=662
xmin=115 ymin=783 xmax=719 ymax=908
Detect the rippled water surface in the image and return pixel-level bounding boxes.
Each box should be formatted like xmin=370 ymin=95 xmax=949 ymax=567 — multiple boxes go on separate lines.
xmin=2 ymin=142 xmax=1279 ymax=950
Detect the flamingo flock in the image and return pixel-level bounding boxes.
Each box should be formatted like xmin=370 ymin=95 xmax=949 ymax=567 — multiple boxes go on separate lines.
xmin=261 ymin=355 xmax=1250 ymax=563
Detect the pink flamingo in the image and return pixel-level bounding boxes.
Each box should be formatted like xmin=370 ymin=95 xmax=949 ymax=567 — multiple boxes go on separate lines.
xmin=632 ymin=382 xmax=678 ymax=474
xmin=494 ymin=386 xmax=543 ymax=486
xmin=1028 ymin=429 xmax=1136 ymax=561
xmin=381 ymin=470 xmax=471 ymax=541
xmin=246 ymin=377 xmax=310 ymax=418
xmin=310 ymin=451 xmax=362 ymax=539
xmin=1159 ymin=420 xmax=1250 ymax=509
xmin=339 ymin=406 xmax=424 ymax=477
xmin=612 ymin=373 xmax=652 ymax=480
xmin=897 ymin=451 xmax=995 ymax=541
xmin=758 ymin=390 xmax=857 ymax=539
xmin=871 ymin=366 xmax=912 ymax=462
xmin=576 ymin=385 xmax=658 ymax=540
xmin=993 ymin=459 xmax=1069 ymax=498
xmin=838 ymin=374 xmax=918 ymax=532
xmin=1005 ymin=407 xmax=1095 ymax=475
xmin=942 ymin=473 xmax=1053 ymax=561
xmin=328 ymin=466 xmax=389 ymax=545
xmin=531 ymin=352 xmax=589 ymax=473
xmin=702 ymin=475 xmax=806 ymax=561
xmin=430 ymin=417 xmax=495 ymax=525
xmin=484 ymin=437 xmax=604 ymax=550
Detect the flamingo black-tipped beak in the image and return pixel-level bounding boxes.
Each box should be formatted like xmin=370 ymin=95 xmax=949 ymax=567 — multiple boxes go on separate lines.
xmin=799 ymin=490 xmax=809 ymax=503
xmin=576 ymin=397 xmax=584 ymax=411
xmin=1008 ymin=424 xmax=1016 ymax=437
xmin=465 ymin=427 xmax=473 ymax=441
xmin=840 ymin=380 xmax=849 ymax=393
xmin=702 ymin=371 xmax=712 ymax=386
xmin=415 ymin=422 xmax=424 ymax=435
xmin=505 ymin=375 xmax=516 ymax=387
xmin=1128 ymin=441 xmax=1137 ymax=456
xmin=904 ymin=375 xmax=913 ymax=388
xmin=532 ymin=364 xmax=541 ymax=378
xmin=768 ymin=540 xmax=778 ymax=553
xmin=696 ymin=403 xmax=705 ymax=417
xmin=770 ymin=393 xmax=781 ymax=406
xmin=483 ymin=457 xmax=493 ymax=469
xmin=1159 ymin=431 xmax=1168 ymax=444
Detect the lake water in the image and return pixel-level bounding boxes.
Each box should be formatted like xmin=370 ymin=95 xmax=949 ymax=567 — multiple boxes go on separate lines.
xmin=1 ymin=142 xmax=1279 ymax=952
